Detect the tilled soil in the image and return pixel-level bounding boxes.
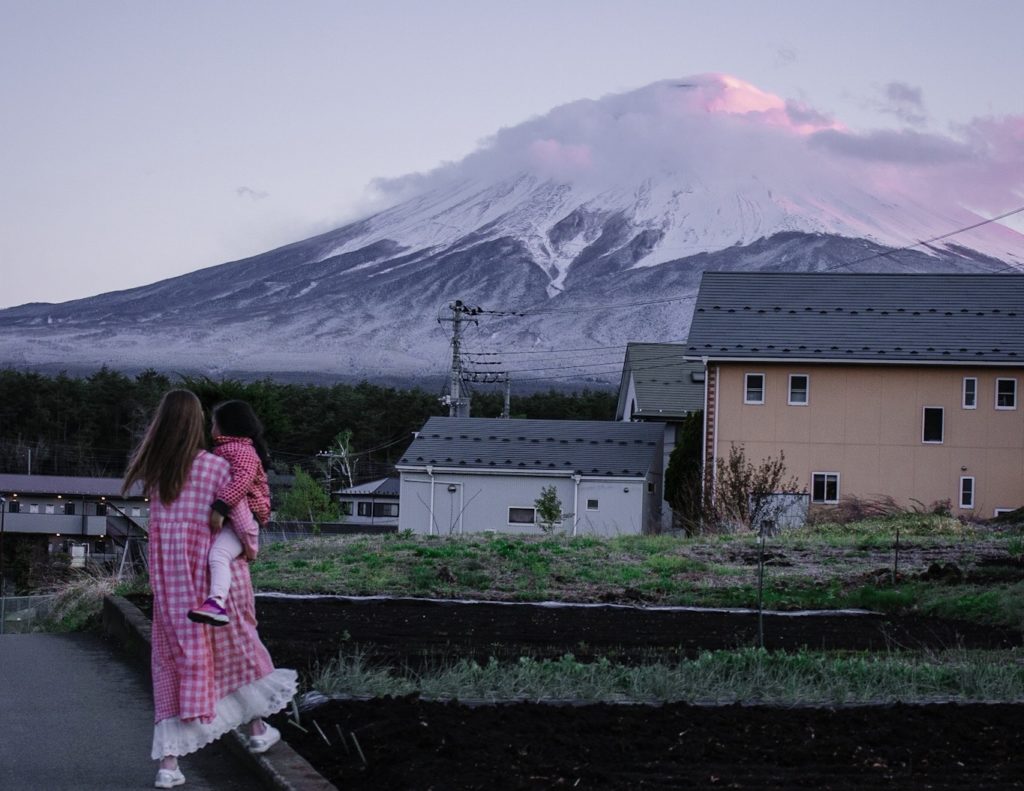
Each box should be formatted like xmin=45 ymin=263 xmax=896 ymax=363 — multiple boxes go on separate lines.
xmin=255 ymin=595 xmax=1022 ymax=671
xmin=277 ymin=697 xmax=1024 ymax=790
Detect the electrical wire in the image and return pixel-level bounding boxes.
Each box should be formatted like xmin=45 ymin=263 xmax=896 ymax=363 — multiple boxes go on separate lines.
xmin=820 ymin=204 xmax=1024 ymax=272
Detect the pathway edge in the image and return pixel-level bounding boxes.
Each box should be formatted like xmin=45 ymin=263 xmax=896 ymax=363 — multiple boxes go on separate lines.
xmin=102 ymin=594 xmax=336 ymax=791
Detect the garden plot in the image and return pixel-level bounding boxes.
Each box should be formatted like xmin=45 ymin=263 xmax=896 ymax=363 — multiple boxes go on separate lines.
xmin=275 ymin=698 xmax=1024 ymax=790
xmin=255 ymin=594 xmax=1022 ymax=672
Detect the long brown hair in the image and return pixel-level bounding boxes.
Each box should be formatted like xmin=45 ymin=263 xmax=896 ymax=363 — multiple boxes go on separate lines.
xmin=123 ymin=389 xmax=206 ymax=504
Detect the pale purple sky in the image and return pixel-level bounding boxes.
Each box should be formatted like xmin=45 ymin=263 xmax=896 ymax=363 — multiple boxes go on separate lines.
xmin=2 ymin=0 xmax=1022 ymax=307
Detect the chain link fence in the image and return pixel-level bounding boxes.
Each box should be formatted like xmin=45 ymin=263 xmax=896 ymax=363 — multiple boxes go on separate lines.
xmin=0 ymin=595 xmax=56 ymax=635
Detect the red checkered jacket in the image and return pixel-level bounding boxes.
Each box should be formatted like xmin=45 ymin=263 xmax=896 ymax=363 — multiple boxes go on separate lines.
xmin=210 ymin=435 xmax=271 ymax=525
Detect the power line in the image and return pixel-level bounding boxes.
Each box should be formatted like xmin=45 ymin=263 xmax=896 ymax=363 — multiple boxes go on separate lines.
xmin=821 ymin=204 xmax=1024 ymax=272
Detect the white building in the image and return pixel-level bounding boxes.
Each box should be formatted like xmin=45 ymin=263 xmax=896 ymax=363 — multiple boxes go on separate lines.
xmin=335 ymin=476 xmax=400 ymax=529
xmin=397 ymin=417 xmax=664 ymax=536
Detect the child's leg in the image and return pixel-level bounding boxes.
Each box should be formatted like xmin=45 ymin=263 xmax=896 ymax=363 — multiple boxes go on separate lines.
xmin=208 ymin=526 xmax=244 ymax=605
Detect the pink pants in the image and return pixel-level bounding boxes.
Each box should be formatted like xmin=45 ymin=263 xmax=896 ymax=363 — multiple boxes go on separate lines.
xmin=208 ymin=526 xmax=243 ymax=603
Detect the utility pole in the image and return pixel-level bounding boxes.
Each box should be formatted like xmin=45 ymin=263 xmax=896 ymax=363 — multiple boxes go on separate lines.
xmin=461 ymin=370 xmax=512 ymax=418
xmin=438 ymin=300 xmax=479 ymax=418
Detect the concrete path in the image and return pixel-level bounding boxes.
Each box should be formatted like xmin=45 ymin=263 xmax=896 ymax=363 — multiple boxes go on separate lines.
xmin=0 ymin=632 xmax=264 ymax=791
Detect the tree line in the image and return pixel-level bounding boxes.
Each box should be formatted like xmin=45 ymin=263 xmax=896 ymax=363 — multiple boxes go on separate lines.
xmin=0 ymin=368 xmax=617 ymax=479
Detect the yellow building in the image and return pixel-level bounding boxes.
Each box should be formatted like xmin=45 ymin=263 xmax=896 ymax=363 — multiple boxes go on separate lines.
xmin=685 ymin=272 xmax=1024 ymax=517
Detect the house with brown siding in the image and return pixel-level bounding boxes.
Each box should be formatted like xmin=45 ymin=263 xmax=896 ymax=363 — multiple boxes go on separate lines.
xmin=685 ymin=272 xmax=1024 ymax=518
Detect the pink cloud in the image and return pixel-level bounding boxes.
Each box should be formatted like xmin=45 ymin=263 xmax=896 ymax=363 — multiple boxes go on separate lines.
xmin=527 ymin=138 xmax=593 ymax=179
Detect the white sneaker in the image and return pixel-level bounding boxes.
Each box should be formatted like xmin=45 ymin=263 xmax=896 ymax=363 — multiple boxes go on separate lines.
xmin=248 ymin=723 xmax=281 ymax=754
xmin=154 ymin=766 xmax=185 ymax=788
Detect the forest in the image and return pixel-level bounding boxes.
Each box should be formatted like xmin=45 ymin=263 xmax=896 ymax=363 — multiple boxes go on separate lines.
xmin=0 ymin=368 xmax=618 ymax=480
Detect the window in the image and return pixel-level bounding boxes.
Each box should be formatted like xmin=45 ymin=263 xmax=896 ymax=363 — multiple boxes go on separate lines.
xmin=922 ymin=407 xmax=944 ymax=443
xmin=959 ymin=477 xmax=975 ymax=509
xmin=962 ymin=377 xmax=977 ymax=409
xmin=45 ymin=504 xmax=55 ymax=514
xmin=29 ymin=503 xmax=39 ymax=514
xmin=339 ymin=500 xmax=353 ymax=516
xmin=744 ymin=373 xmax=765 ymax=404
xmin=64 ymin=502 xmax=75 ymax=516
xmin=8 ymin=501 xmax=19 ymax=513
xmin=586 ymin=499 xmax=599 ymax=510
xmin=357 ymin=502 xmax=372 ymax=517
xmin=373 ymin=502 xmax=399 ymax=518
xmin=130 ymin=507 xmax=141 ymax=517
xmin=996 ymin=378 xmax=1017 ymax=409
xmin=811 ymin=473 xmax=839 ymax=504
xmin=95 ymin=502 xmax=107 ymax=516
xmin=508 ymin=507 xmax=536 ymax=524
xmin=994 ymin=508 xmax=1018 ymax=517
xmin=788 ymin=374 xmax=809 ymax=405
xmin=647 ymin=482 xmax=654 ymax=493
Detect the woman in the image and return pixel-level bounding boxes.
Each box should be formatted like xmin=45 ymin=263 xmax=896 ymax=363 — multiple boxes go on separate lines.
xmin=123 ymin=390 xmax=296 ymax=789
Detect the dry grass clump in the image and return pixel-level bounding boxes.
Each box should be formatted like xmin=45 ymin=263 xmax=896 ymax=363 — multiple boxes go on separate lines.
xmin=44 ymin=571 xmax=121 ymax=631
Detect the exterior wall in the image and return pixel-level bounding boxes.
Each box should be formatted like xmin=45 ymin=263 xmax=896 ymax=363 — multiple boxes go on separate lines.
xmin=337 ymin=494 xmax=400 ymax=528
xmin=4 ymin=495 xmax=149 ymax=519
xmin=618 ymin=376 xmax=639 ymax=420
xmin=4 ymin=494 xmax=149 ymax=538
xmin=398 ymin=471 xmax=652 ymax=536
xmin=2 ymin=513 xmax=109 ymax=536
xmin=712 ymin=363 xmax=1024 ymax=516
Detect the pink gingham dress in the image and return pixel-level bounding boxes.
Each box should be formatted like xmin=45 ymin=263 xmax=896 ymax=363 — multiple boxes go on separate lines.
xmin=148 ymin=450 xmax=296 ymax=759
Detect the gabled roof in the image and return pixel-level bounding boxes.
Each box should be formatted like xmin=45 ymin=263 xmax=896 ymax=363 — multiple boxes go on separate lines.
xmin=0 ymin=474 xmax=144 ymax=498
xmin=397 ymin=417 xmax=664 ymax=477
xmin=685 ymin=272 xmax=1024 ymax=365
xmin=615 ymin=342 xmax=705 ymax=419
xmin=335 ymin=476 xmax=400 ymax=497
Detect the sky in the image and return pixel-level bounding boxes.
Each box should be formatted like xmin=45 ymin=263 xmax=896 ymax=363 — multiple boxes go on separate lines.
xmin=1 ymin=0 xmax=1023 ymax=308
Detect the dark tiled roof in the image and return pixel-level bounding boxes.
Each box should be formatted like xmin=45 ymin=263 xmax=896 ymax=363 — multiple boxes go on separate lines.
xmin=615 ymin=342 xmax=705 ymax=419
xmin=686 ymin=272 xmax=1024 ymax=365
xmin=335 ymin=476 xmax=400 ymax=497
xmin=0 ymin=474 xmax=144 ymax=498
xmin=397 ymin=417 xmax=663 ymax=477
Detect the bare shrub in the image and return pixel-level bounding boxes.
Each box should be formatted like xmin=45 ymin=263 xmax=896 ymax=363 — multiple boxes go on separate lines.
xmin=703 ymin=445 xmax=802 ymax=534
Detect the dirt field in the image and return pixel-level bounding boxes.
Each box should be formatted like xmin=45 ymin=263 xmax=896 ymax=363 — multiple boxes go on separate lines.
xmin=277 ymin=697 xmax=1024 ymax=790
xmin=254 ymin=594 xmax=1022 ymax=671
xmin=253 ymin=595 xmax=1024 ymax=789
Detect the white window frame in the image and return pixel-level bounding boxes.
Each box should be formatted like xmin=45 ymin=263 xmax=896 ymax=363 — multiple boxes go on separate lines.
xmin=787 ymin=374 xmax=810 ymax=406
xmin=744 ymin=372 xmax=765 ymax=405
xmin=508 ymin=506 xmax=537 ymax=525
xmin=995 ymin=378 xmax=1017 ymax=410
xmin=586 ymin=498 xmax=599 ymax=511
xmin=962 ymin=377 xmax=977 ymax=409
xmin=922 ymin=406 xmax=944 ymax=444
xmin=994 ymin=508 xmax=1017 ymax=517
xmin=959 ymin=476 xmax=975 ymax=509
xmin=811 ymin=472 xmax=840 ymax=504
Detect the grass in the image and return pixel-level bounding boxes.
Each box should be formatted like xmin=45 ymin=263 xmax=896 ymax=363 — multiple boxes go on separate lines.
xmin=308 ymin=647 xmax=1024 ymax=705
xmin=248 ymin=521 xmax=1024 ymax=628
xmin=42 ymin=571 xmax=122 ymax=631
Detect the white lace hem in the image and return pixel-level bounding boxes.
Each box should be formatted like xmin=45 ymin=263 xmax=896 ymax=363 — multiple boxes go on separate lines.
xmin=151 ymin=668 xmax=298 ymax=759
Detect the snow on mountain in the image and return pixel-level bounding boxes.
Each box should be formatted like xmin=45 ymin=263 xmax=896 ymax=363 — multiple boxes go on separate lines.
xmin=1 ymin=74 xmax=1022 ymax=383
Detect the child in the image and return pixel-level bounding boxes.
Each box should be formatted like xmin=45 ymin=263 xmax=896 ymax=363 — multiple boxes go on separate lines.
xmin=188 ymin=400 xmax=272 ymax=627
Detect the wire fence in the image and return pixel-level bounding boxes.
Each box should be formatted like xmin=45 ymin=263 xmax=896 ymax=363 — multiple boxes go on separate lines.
xmin=0 ymin=594 xmax=56 ymax=635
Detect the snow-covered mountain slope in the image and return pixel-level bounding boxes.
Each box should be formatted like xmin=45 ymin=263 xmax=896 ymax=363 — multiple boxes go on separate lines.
xmin=1 ymin=74 xmax=1022 ymax=382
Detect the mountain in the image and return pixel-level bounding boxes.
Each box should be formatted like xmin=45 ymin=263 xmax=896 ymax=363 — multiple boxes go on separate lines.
xmin=2 ymin=74 xmax=1023 ymax=384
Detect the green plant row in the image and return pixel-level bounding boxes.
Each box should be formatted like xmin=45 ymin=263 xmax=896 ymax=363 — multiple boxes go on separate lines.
xmin=250 ymin=528 xmax=1024 ymax=628
xmin=309 ymin=647 xmax=1024 ymax=705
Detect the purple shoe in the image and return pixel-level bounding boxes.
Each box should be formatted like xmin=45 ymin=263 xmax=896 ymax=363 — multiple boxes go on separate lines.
xmin=188 ymin=598 xmax=229 ymax=626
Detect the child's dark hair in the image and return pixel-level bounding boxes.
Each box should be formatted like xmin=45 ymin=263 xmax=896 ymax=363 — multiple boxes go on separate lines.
xmin=212 ymin=400 xmax=272 ymax=468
